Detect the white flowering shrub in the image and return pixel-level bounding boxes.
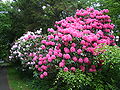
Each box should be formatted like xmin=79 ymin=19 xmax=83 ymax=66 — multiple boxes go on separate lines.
xmin=9 ymin=30 xmax=43 ymax=69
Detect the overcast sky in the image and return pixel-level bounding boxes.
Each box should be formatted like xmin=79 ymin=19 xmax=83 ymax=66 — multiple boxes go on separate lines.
xmin=2 ymin=0 xmax=13 ymax=2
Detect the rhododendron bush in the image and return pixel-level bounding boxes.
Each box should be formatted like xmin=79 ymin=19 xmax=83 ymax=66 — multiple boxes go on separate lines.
xmin=9 ymin=30 xmax=44 ymax=68
xmin=10 ymin=8 xmax=116 ymax=79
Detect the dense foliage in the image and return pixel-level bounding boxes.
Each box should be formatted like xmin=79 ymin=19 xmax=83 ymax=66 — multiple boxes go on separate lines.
xmin=0 ymin=1 xmax=12 ymax=59
xmin=9 ymin=0 xmax=91 ymax=34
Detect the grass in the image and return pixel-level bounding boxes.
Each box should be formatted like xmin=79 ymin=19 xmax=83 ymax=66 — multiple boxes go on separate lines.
xmin=7 ymin=66 xmax=33 ymax=90
xmin=0 ymin=63 xmax=10 ymax=66
xmin=7 ymin=66 xmax=58 ymax=90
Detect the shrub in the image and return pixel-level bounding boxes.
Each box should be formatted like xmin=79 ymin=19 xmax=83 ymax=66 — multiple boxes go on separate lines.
xmin=37 ymin=8 xmax=115 ymax=78
xmin=55 ymin=45 xmax=120 ymax=90
xmin=56 ymin=68 xmax=120 ymax=90
xmin=10 ymin=8 xmax=116 ymax=80
xmin=95 ymin=45 xmax=120 ymax=64
xmin=94 ymin=45 xmax=120 ymax=89
xmin=9 ymin=30 xmax=43 ymax=69
xmin=9 ymin=7 xmax=120 ymax=90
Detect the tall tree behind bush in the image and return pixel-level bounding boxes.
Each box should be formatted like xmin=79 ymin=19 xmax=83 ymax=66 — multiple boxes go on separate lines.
xmin=9 ymin=0 xmax=92 ymax=34
xmin=0 ymin=1 xmax=12 ymax=59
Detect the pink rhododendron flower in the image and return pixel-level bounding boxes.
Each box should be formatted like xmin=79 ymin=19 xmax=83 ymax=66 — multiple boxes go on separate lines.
xmin=72 ymin=56 xmax=78 ymax=62
xmin=38 ymin=68 xmax=43 ymax=72
xmin=71 ymin=43 xmax=76 ymax=47
xmin=48 ymin=51 xmax=52 ymax=55
xmin=41 ymin=40 xmax=47 ymax=44
xmin=70 ymin=47 xmax=76 ymax=52
xmin=109 ymin=35 xmax=115 ymax=39
xmin=59 ymin=62 xmax=65 ymax=67
xmin=43 ymin=60 xmax=47 ymax=64
xmin=28 ymin=53 xmax=33 ymax=56
xmin=78 ymin=58 xmax=83 ymax=63
xmin=63 ymin=54 xmax=71 ymax=59
xmin=64 ymin=67 xmax=68 ymax=72
xmin=64 ymin=47 xmax=70 ymax=53
xmin=43 ymin=57 xmax=47 ymax=60
xmin=40 ymin=74 xmax=44 ymax=79
xmin=48 ymin=57 xmax=52 ymax=62
xmin=64 ymin=42 xmax=69 ymax=46
xmin=67 ymin=34 xmax=73 ymax=41
xmin=84 ymin=57 xmax=89 ymax=63
xmin=39 ymin=57 xmax=43 ymax=61
xmin=24 ymin=37 xmax=29 ymax=40
xmin=89 ymin=68 xmax=96 ymax=72
xmin=57 ymin=43 xmax=61 ymax=47
xmin=38 ymin=61 xmax=42 ymax=65
xmin=104 ymin=29 xmax=110 ymax=32
xmin=48 ymin=41 xmax=55 ymax=46
xmin=86 ymin=47 xmax=95 ymax=53
xmin=54 ymin=35 xmax=59 ymax=41
xmin=32 ymin=56 xmax=38 ymax=61
xmin=91 ymin=65 xmax=96 ymax=68
xmin=33 ymin=53 xmax=37 ymax=56
xmin=54 ymin=51 xmax=58 ymax=55
xmin=83 ymin=30 xmax=91 ymax=34
xmin=70 ymin=67 xmax=76 ymax=72
xmin=41 ymin=45 xmax=46 ymax=49
xmin=48 ymin=35 xmax=54 ymax=40
xmin=48 ymin=28 xmax=55 ymax=32
xmin=41 ymin=65 xmax=47 ymax=70
xmin=51 ymin=55 xmax=56 ymax=59
xmin=58 ymin=53 xmax=62 ymax=57
xmin=39 ymin=54 xmax=43 ymax=57
xmin=92 ymin=43 xmax=98 ymax=47
xmin=80 ymin=40 xmax=86 ymax=45
xmin=49 ymin=48 xmax=53 ymax=51
xmin=72 ymin=31 xmax=79 ymax=37
xmin=62 ymin=59 xmax=65 ymax=63
xmin=43 ymin=72 xmax=48 ymax=76
xmin=82 ymin=46 xmax=86 ymax=49
xmin=35 ymin=65 xmax=38 ymax=68
xmin=80 ymin=66 xmax=85 ymax=72
xmin=77 ymin=49 xmax=82 ymax=54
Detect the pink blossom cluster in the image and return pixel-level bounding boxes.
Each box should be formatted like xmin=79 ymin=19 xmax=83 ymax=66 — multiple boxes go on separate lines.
xmin=10 ymin=8 xmax=116 ymax=79
xmin=31 ymin=8 xmax=115 ymax=78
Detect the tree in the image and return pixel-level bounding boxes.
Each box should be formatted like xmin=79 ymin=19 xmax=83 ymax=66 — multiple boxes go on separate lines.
xmin=9 ymin=0 xmax=93 ymax=34
xmin=0 ymin=1 xmax=12 ymax=59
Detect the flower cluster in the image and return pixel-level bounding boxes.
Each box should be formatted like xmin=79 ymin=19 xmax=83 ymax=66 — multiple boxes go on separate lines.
xmin=9 ymin=30 xmax=43 ymax=67
xmin=10 ymin=8 xmax=115 ymax=79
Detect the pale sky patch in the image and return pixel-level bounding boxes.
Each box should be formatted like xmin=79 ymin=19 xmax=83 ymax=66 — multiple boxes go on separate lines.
xmin=2 ymin=0 xmax=13 ymax=2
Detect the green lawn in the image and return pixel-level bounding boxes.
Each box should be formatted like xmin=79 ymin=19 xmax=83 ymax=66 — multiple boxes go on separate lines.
xmin=7 ymin=67 xmax=32 ymax=90
xmin=7 ymin=66 xmax=59 ymax=90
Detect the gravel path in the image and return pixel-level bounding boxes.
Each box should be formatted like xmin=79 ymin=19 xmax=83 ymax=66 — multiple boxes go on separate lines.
xmin=0 ymin=67 xmax=10 ymax=90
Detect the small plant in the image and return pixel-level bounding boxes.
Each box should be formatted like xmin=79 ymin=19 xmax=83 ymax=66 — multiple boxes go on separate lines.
xmin=95 ymin=45 xmax=120 ymax=64
xmin=56 ymin=68 xmax=119 ymax=90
